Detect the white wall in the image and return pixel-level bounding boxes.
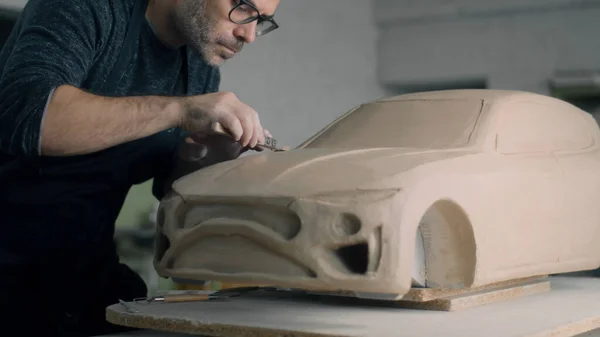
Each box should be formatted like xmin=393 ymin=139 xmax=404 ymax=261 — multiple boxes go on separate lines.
xmin=374 ymin=0 xmax=600 ymax=96
xmin=220 ymin=0 xmax=385 ymax=148
xmin=373 ymin=0 xmax=591 ymax=24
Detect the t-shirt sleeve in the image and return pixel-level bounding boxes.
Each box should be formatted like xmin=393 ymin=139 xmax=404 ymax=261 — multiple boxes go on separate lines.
xmin=151 ymin=66 xmax=222 ymax=200
xmin=0 ymin=0 xmax=107 ymax=157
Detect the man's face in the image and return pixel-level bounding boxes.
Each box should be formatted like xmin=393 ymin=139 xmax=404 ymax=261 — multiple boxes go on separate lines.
xmin=173 ymin=0 xmax=280 ymax=66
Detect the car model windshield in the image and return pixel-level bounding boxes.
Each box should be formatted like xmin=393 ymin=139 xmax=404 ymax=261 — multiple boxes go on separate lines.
xmin=302 ymin=99 xmax=483 ymax=149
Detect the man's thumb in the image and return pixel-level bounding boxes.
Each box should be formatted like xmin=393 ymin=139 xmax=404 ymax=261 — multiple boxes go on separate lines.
xmin=180 ymin=137 xmax=209 ymax=162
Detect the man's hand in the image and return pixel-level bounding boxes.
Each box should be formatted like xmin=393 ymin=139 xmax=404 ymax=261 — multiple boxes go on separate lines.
xmin=163 ymin=128 xmax=275 ymax=194
xmin=178 ymin=132 xmax=247 ymax=166
xmin=179 ymin=92 xmax=266 ymax=149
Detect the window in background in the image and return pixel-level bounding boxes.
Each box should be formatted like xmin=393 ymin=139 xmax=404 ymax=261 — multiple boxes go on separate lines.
xmin=550 ymin=70 xmax=600 ymax=123
xmin=383 ymin=78 xmax=488 ymax=96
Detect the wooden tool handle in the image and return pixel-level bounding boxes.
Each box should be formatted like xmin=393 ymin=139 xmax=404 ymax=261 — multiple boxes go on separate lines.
xmin=164 ymin=294 xmax=212 ymax=302
xmin=210 ymin=122 xmax=282 ymax=151
xmin=211 ymin=122 xmax=230 ymax=136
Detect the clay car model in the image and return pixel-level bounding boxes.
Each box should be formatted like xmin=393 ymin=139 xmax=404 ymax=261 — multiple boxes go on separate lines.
xmin=153 ymin=89 xmax=600 ymax=298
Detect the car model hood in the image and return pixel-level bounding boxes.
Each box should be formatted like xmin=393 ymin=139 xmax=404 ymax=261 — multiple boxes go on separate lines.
xmin=172 ymin=147 xmax=470 ymax=198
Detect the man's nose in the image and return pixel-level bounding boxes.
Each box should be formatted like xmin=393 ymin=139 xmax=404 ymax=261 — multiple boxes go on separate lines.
xmin=233 ymin=22 xmax=257 ymax=44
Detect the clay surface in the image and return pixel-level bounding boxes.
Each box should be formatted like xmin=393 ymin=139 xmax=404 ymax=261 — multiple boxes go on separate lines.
xmin=154 ymin=89 xmax=600 ymax=296
xmin=105 ymin=276 xmax=600 ymax=337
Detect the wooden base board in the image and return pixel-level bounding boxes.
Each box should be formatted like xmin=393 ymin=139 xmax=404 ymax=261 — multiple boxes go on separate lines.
xmin=307 ymin=275 xmax=550 ymax=311
xmin=403 ymin=275 xmax=548 ymax=302
xmin=396 ymin=277 xmax=550 ymax=311
xmin=106 ymin=276 xmax=600 ymax=337
xmin=98 ymin=328 xmax=600 ymax=337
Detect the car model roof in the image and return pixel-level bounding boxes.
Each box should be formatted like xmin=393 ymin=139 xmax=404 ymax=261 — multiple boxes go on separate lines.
xmin=376 ymin=89 xmax=569 ymax=107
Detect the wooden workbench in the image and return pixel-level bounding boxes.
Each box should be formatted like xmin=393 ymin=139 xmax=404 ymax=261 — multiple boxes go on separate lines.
xmin=105 ymin=276 xmax=600 ymax=337
xmin=102 ymin=328 xmax=600 ymax=337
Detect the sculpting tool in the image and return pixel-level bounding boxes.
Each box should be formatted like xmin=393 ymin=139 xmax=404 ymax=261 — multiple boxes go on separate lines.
xmin=135 ymin=292 xmax=226 ymax=303
xmin=118 ymin=299 xmax=140 ymax=313
xmin=133 ymin=286 xmax=280 ymax=304
xmin=210 ymin=122 xmax=286 ymax=152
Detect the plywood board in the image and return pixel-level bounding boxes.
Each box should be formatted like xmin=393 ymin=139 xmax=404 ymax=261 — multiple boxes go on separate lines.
xmin=106 ymin=276 xmax=600 ymax=337
xmin=95 ymin=328 xmax=600 ymax=337
xmin=396 ymin=277 xmax=550 ymax=311
xmin=309 ymin=275 xmax=548 ymax=303
xmin=401 ymin=275 xmax=548 ymax=302
xmin=307 ymin=276 xmax=550 ymax=311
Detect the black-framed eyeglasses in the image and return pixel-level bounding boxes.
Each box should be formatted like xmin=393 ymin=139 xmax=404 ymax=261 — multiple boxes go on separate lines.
xmin=228 ymin=0 xmax=279 ymax=37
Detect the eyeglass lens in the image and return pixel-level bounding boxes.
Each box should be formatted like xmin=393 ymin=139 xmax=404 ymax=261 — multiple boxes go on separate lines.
xmin=230 ymin=3 xmax=258 ymax=24
xmin=230 ymin=2 xmax=276 ymax=35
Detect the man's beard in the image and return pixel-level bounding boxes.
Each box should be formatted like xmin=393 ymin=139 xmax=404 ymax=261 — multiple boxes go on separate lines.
xmin=173 ymin=0 xmax=243 ymax=66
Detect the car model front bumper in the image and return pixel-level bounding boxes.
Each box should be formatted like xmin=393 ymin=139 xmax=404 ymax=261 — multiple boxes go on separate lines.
xmin=153 ymin=188 xmax=411 ymax=295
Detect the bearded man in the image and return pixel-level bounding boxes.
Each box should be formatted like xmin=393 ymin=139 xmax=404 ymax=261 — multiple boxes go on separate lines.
xmin=0 ymin=0 xmax=280 ymax=335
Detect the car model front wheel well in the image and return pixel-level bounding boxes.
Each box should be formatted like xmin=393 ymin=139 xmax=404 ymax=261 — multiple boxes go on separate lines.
xmin=417 ymin=199 xmax=476 ymax=288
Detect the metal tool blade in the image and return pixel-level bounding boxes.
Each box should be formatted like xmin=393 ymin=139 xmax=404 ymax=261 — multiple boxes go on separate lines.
xmin=119 ymin=299 xmax=140 ymax=313
xmin=211 ymin=122 xmax=286 ymax=152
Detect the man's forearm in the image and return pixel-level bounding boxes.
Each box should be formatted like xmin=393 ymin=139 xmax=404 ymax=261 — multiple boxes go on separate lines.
xmin=41 ymin=84 xmax=183 ymax=156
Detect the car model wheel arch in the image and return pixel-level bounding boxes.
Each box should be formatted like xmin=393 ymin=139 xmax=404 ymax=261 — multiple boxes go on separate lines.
xmin=352 ymin=194 xmax=477 ymax=300
xmin=397 ymin=176 xmax=478 ymax=291
xmin=416 ymin=199 xmax=477 ymax=289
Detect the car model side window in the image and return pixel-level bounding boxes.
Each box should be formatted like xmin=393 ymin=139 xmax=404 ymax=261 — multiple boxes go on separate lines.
xmin=496 ymin=101 xmax=593 ymax=155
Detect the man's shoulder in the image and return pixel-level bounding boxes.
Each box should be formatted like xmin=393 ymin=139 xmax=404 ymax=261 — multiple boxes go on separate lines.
xmin=23 ymin=0 xmax=136 ymax=13
xmin=21 ymin=0 xmax=136 ymax=32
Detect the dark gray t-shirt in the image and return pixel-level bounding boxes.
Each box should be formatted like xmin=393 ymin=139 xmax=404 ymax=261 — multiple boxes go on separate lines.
xmin=0 ymin=0 xmax=220 ymax=258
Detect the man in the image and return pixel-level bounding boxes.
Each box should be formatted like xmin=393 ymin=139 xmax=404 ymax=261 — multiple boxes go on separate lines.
xmin=0 ymin=0 xmax=280 ymax=335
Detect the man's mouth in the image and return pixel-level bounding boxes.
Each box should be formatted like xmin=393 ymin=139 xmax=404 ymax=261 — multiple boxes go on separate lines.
xmin=219 ymin=41 xmax=242 ymax=54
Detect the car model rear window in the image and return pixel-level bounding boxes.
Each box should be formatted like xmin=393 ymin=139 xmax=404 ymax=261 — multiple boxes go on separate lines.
xmin=305 ymin=99 xmax=483 ymax=149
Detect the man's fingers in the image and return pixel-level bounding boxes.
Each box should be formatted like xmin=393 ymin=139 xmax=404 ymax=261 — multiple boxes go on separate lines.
xmin=250 ymin=121 xmax=261 ymax=148
xmin=238 ymin=114 xmax=254 ymax=147
xmin=234 ymin=102 xmax=261 ymax=148
xmin=221 ymin=115 xmax=243 ymax=142
xmin=180 ymin=137 xmax=208 ymax=162
xmin=252 ymin=114 xmax=264 ymax=147
xmin=191 ymin=145 xmax=209 ymax=161
xmin=184 ymin=92 xmax=266 ymax=150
